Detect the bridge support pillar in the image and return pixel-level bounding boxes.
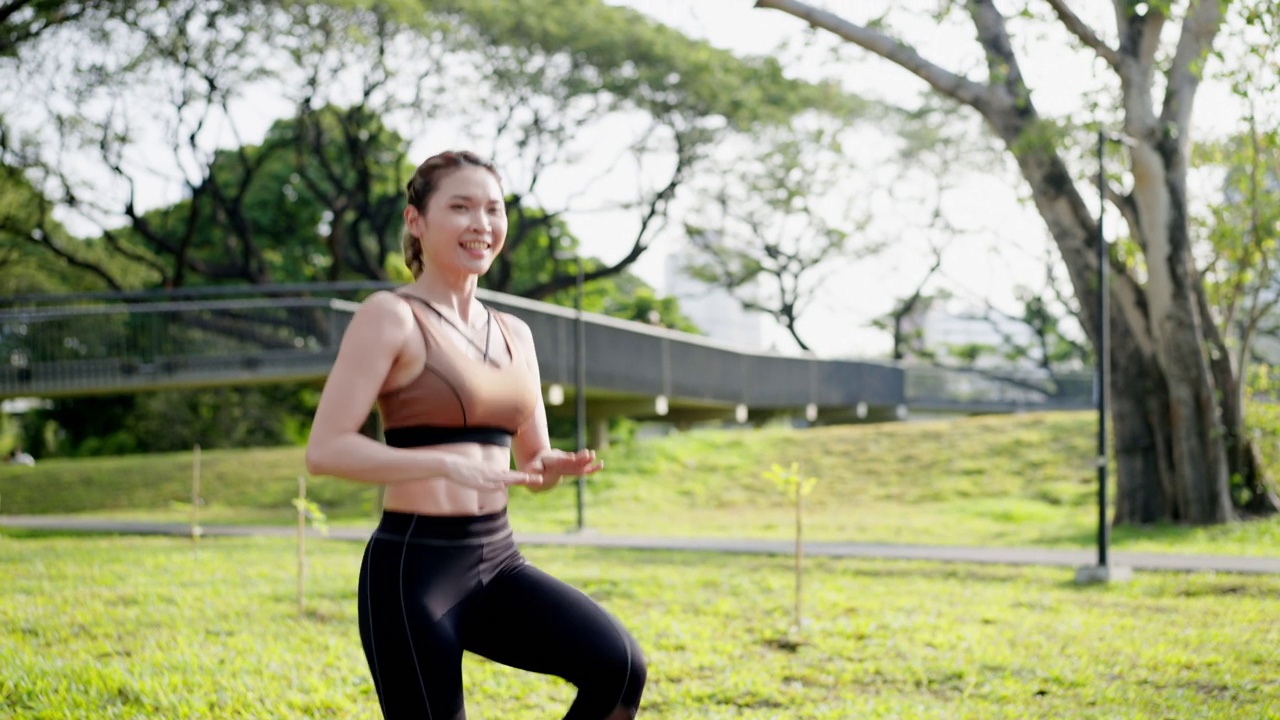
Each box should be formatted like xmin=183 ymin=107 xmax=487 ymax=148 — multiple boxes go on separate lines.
xmin=591 ymin=416 xmax=610 ymax=451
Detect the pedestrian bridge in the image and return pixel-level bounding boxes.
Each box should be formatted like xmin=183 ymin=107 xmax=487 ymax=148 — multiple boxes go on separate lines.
xmin=0 ymin=284 xmax=1093 ymax=424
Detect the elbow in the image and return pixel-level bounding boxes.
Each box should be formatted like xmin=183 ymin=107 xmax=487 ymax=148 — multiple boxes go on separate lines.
xmin=304 ymin=439 xmax=328 ymax=477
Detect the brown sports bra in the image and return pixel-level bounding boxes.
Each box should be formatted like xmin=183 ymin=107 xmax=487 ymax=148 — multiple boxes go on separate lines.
xmin=377 ymin=294 xmax=538 ymax=448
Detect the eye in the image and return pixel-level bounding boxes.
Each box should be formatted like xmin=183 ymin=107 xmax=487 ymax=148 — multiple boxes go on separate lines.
xmin=450 ymin=203 xmax=467 ymax=211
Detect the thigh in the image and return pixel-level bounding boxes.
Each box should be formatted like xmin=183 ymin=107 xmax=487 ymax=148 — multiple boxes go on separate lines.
xmin=360 ymin=538 xmax=479 ymax=720
xmin=458 ymin=563 xmax=641 ymax=684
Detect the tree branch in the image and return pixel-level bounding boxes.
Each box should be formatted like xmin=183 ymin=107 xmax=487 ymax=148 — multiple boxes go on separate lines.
xmin=1045 ymin=0 xmax=1121 ymax=70
xmin=1105 ymin=184 xmax=1142 ymax=245
xmin=1160 ymin=0 xmax=1227 ymax=140
xmin=754 ymin=0 xmax=989 ymax=107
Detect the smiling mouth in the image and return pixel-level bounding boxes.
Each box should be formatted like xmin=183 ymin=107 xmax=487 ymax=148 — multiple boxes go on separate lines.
xmin=460 ymin=240 xmax=490 ymax=251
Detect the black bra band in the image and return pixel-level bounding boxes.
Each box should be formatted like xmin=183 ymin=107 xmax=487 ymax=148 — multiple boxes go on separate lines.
xmin=384 ymin=425 xmax=514 ymax=448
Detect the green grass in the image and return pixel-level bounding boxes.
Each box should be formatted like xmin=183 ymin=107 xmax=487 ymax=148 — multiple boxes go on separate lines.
xmin=2 ymin=534 xmax=1278 ymax=719
xmin=3 ymin=412 xmax=1279 ymax=555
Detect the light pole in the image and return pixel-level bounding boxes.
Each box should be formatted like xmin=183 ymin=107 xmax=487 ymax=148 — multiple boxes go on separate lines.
xmin=1095 ymin=128 xmax=1111 ymax=570
xmin=553 ymin=237 xmax=588 ymax=533
xmin=1076 ymin=130 xmax=1132 ymax=584
xmin=573 ymin=252 xmax=586 ymax=532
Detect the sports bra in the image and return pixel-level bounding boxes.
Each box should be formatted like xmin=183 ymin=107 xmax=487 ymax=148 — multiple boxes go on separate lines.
xmin=377 ymin=294 xmax=538 ymax=448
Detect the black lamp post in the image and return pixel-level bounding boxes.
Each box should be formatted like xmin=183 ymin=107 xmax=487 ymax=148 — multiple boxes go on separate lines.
xmin=554 ymin=236 xmax=588 ymax=532
xmin=1095 ymin=128 xmax=1111 ymax=569
xmin=573 ymin=253 xmax=586 ymax=532
xmin=1076 ymin=129 xmax=1132 ymax=584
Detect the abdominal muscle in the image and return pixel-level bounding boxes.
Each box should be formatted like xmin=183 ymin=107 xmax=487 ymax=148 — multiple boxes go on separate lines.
xmin=380 ymin=442 xmax=512 ymax=516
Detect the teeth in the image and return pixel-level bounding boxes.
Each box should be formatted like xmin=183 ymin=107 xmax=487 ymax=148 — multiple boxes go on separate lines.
xmin=461 ymin=241 xmax=489 ymax=250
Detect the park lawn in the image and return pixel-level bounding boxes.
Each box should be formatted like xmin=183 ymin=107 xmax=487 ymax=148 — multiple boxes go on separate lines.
xmin=3 ymin=411 xmax=1280 ymax=555
xmin=1 ymin=534 xmax=1278 ymax=719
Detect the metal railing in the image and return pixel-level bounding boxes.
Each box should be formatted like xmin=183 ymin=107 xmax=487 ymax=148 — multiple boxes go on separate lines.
xmin=0 ymin=283 xmax=1098 ymax=418
xmin=903 ymin=363 xmax=1095 ymax=412
xmin=0 ymin=289 xmax=906 ymax=423
xmin=1 ymin=297 xmax=352 ymax=397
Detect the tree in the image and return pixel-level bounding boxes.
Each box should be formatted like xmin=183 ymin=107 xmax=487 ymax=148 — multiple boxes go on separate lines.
xmin=1196 ymin=121 xmax=1280 ymax=511
xmin=0 ymin=161 xmax=153 ymax=294
xmin=4 ymin=0 xmax=857 ymax=296
xmin=682 ymin=122 xmax=883 ymax=351
xmin=0 ymin=0 xmax=135 ymax=56
xmin=421 ymin=0 xmax=865 ymax=300
xmin=755 ymin=0 xmax=1280 ymax=524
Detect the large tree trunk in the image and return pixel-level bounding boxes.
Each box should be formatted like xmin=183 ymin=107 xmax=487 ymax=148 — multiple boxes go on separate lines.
xmin=1110 ymin=323 xmax=1171 ymax=521
xmin=1131 ymin=143 xmax=1234 ymax=523
xmin=753 ymin=0 xmax=1272 ymax=524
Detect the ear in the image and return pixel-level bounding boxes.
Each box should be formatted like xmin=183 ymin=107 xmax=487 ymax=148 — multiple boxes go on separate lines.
xmin=403 ymin=205 xmax=420 ymax=229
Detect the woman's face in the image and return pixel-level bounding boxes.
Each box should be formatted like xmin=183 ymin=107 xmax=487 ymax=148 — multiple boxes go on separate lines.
xmin=408 ymin=165 xmax=508 ymax=277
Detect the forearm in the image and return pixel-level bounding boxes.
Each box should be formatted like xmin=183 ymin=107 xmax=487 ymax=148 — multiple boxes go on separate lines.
xmin=527 ymin=473 xmax=564 ymax=493
xmin=519 ymin=448 xmax=563 ymax=493
xmin=305 ymin=432 xmax=453 ymax=485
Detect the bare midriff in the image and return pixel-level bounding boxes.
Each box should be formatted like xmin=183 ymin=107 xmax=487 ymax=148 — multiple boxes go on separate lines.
xmin=380 ymin=442 xmax=512 ymax=516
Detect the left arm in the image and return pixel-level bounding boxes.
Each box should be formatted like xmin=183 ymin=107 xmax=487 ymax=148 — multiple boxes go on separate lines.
xmin=506 ymin=313 xmax=603 ymax=492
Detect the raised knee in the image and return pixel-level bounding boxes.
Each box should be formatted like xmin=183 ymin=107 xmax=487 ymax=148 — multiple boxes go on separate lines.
xmin=587 ymin=635 xmax=646 ymax=702
xmin=611 ymin=636 xmax=646 ymax=708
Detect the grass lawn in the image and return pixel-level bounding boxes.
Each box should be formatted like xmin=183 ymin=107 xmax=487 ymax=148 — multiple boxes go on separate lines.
xmin=2 ymin=534 xmax=1278 ymax=719
xmin=3 ymin=412 xmax=1279 ymax=556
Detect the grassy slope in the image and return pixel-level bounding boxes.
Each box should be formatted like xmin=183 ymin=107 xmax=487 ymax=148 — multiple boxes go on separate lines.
xmin=1 ymin=535 xmax=1278 ymax=719
xmin=2 ymin=411 xmax=1278 ymax=554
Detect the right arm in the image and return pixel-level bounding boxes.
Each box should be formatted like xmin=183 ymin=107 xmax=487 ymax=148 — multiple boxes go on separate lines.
xmin=305 ymin=291 xmax=455 ymax=485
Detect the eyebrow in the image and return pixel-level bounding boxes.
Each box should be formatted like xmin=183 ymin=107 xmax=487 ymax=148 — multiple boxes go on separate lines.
xmin=446 ymin=194 xmax=502 ymax=204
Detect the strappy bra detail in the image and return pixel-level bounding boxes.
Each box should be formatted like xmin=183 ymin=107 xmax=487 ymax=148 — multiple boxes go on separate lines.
xmin=376 ymin=293 xmax=538 ymax=448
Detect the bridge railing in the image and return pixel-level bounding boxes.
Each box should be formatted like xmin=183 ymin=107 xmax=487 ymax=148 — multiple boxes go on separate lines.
xmin=903 ymin=363 xmax=1095 ymax=412
xmin=1 ymin=298 xmax=353 ymax=396
xmin=2 ymin=285 xmax=1100 ymax=417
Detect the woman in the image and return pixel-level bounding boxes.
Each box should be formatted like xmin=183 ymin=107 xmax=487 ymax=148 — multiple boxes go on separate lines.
xmin=306 ymin=150 xmax=646 ymax=720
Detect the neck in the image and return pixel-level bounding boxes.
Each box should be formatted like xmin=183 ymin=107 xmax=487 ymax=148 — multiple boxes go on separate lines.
xmin=411 ymin=263 xmax=482 ymax=322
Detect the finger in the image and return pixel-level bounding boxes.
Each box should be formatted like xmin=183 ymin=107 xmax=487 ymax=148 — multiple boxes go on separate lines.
xmin=581 ymin=460 xmax=604 ymax=474
xmin=506 ymin=471 xmax=543 ymax=486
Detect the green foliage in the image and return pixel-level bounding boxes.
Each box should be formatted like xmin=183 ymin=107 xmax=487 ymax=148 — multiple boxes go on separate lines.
xmin=763 ymin=461 xmax=818 ymax=504
xmin=1194 ymin=126 xmax=1280 ymax=326
xmin=101 ymin=106 xmax=410 ymax=286
xmin=22 ymin=384 xmax=320 ymax=458
xmin=0 ymin=0 xmax=138 ymax=56
xmin=5 ymin=0 xmax=867 ymax=327
xmin=2 ymin=536 xmax=1279 ymax=718
xmin=0 ymin=164 xmax=158 ymax=294
xmin=1245 ymin=365 xmax=1280 ymax=478
xmin=424 ymin=0 xmax=859 ymax=128
xmin=292 ymin=497 xmax=330 ymax=536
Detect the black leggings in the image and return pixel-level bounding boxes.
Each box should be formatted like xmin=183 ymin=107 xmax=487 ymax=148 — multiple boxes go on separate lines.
xmin=358 ymin=510 xmax=646 ymax=719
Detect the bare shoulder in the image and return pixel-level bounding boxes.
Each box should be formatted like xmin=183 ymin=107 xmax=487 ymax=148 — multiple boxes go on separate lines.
xmin=339 ymin=291 xmax=415 ymax=352
xmin=497 ymin=311 xmax=537 ymax=353
xmin=497 ymin=310 xmax=532 ymax=338
xmin=353 ymin=290 xmax=412 ymax=326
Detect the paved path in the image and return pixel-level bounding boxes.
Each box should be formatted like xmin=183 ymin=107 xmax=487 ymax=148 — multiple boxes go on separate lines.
xmin=3 ymin=515 xmax=1279 ymax=575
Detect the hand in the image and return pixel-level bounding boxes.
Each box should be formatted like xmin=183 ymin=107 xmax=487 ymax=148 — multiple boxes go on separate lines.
xmin=524 ymin=449 xmax=604 ymax=486
xmin=444 ymin=456 xmax=544 ymax=492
